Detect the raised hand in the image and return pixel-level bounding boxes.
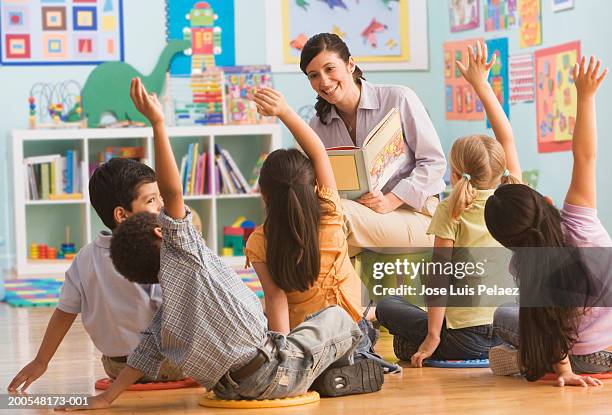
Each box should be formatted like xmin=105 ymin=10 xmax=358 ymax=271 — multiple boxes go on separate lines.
xmin=456 ymin=40 xmax=496 ymax=90
xmin=130 ymin=77 xmax=164 ymax=126
xmin=252 ymin=87 xmax=289 ymax=118
xmin=572 ymin=55 xmax=608 ymax=99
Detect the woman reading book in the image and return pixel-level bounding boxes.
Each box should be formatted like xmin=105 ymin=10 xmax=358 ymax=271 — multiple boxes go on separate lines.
xmin=300 ymin=33 xmax=447 ymax=256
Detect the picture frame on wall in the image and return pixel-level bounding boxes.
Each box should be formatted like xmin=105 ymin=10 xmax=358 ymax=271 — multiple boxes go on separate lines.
xmin=551 ymin=0 xmax=574 ymax=12
xmin=449 ymin=0 xmax=480 ymax=32
xmin=264 ymin=0 xmax=429 ymax=72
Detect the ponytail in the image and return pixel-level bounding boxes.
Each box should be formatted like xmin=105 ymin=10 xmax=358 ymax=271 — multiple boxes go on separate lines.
xmin=447 ymin=173 xmax=478 ymax=219
xmin=500 ymin=169 xmax=521 ymax=185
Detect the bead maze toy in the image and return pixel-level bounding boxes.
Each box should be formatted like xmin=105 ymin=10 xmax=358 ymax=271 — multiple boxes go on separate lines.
xmin=221 ymin=216 xmax=255 ymax=256
xmin=28 ymin=80 xmax=85 ymax=129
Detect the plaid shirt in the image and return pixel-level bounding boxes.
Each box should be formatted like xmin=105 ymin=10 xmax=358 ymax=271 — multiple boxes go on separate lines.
xmin=127 ymin=208 xmax=268 ymax=389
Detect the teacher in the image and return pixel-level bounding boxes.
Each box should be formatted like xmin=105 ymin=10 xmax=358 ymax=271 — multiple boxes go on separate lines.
xmin=300 ymin=33 xmax=447 ymax=256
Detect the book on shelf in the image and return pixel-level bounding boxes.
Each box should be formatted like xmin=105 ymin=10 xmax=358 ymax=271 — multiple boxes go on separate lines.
xmin=23 ymin=151 xmax=82 ymax=201
xmin=326 ymin=107 xmax=407 ymax=200
xmin=214 ymin=145 xmax=252 ymax=195
xmin=179 ymin=143 xmax=210 ymax=196
xmin=248 ymin=153 xmax=268 ymax=192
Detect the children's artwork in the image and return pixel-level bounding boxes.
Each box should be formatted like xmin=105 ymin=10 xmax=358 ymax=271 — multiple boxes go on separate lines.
xmin=265 ymin=0 xmax=429 ymax=71
xmin=166 ymin=0 xmax=236 ymax=75
xmin=449 ymin=0 xmax=480 ymax=32
xmin=444 ymin=39 xmax=485 ymax=121
xmin=518 ymin=0 xmax=542 ymax=48
xmin=551 ymin=0 xmax=573 ymax=11
xmin=484 ymin=0 xmax=518 ymax=32
xmin=509 ymin=53 xmax=535 ymax=103
xmin=486 ymin=38 xmax=509 ymax=127
xmin=224 ymin=66 xmax=276 ymax=125
xmin=535 ymin=41 xmax=580 ymax=153
xmin=0 ymin=0 xmax=124 ymax=65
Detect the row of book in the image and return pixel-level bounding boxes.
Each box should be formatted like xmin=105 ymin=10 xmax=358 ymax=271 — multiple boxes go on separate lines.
xmin=24 ymin=151 xmax=83 ymax=201
xmin=179 ymin=144 xmax=266 ymax=195
xmin=88 ymin=146 xmax=148 ymax=176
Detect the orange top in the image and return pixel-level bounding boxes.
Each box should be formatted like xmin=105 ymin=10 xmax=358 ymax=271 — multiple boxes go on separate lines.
xmin=245 ymin=185 xmax=363 ymax=329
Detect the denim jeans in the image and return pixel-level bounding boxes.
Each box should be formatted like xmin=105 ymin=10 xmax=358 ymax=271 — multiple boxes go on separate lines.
xmin=493 ymin=304 xmax=612 ymax=373
xmin=213 ymin=305 xmax=363 ymax=400
xmin=376 ymin=296 xmax=501 ymax=360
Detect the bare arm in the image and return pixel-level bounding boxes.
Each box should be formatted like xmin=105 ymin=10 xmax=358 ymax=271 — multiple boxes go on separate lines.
xmin=252 ymin=262 xmax=290 ymax=334
xmin=8 ymin=309 xmax=77 ymax=391
xmin=130 ymin=78 xmax=185 ymax=219
xmin=457 ymin=41 xmax=521 ymax=180
xmin=253 ymin=88 xmax=336 ymax=189
xmin=565 ymin=56 xmax=607 ymax=209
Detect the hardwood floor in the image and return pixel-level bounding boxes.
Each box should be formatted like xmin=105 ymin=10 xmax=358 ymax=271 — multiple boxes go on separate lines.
xmin=2 ymin=304 xmax=610 ymax=415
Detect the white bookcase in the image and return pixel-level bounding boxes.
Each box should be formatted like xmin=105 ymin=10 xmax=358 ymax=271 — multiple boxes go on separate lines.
xmin=12 ymin=124 xmax=282 ymax=277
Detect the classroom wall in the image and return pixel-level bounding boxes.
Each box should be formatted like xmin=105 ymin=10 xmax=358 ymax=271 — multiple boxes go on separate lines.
xmin=1 ymin=0 xmax=610 ymax=272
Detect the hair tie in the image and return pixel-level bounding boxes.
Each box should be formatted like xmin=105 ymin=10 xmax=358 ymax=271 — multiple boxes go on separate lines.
xmin=502 ymin=169 xmax=510 ymax=177
xmin=462 ymin=173 xmax=471 ymax=181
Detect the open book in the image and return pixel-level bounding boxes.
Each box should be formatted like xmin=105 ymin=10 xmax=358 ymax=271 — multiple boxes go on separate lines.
xmin=327 ymin=107 xmax=406 ymax=200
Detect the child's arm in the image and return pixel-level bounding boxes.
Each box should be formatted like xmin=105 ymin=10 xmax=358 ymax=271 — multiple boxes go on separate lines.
xmin=252 ymin=262 xmax=290 ymax=334
xmin=253 ymin=88 xmax=336 ymax=189
xmin=565 ymin=56 xmax=607 ymax=209
xmin=130 ymin=78 xmax=185 ymax=219
xmin=8 ymin=309 xmax=77 ymax=391
xmin=457 ymin=41 xmax=522 ymax=180
xmin=553 ymin=356 xmax=603 ymax=387
xmin=411 ymin=236 xmax=453 ymax=367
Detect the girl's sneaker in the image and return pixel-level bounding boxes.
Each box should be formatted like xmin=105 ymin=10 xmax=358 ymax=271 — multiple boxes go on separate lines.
xmin=311 ymin=359 xmax=384 ymax=397
xmin=489 ymin=344 xmax=521 ymax=376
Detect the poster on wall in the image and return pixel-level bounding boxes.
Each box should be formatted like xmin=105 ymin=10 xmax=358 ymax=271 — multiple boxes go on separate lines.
xmin=509 ymin=53 xmax=535 ymax=103
xmin=444 ymin=39 xmax=485 ymax=121
xmin=265 ymin=0 xmax=429 ymax=72
xmin=535 ymin=41 xmax=580 ymax=153
xmin=166 ymin=0 xmax=235 ymax=75
xmin=518 ymin=0 xmax=542 ymax=48
xmin=551 ymin=0 xmax=574 ymax=12
xmin=484 ymin=0 xmax=518 ymax=32
xmin=0 ymin=0 xmax=124 ymax=65
xmin=486 ymin=37 xmax=509 ymax=127
xmin=449 ymin=0 xmax=480 ymax=32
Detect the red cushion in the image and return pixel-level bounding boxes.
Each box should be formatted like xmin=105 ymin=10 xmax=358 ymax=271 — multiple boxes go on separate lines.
xmin=95 ymin=377 xmax=200 ymax=391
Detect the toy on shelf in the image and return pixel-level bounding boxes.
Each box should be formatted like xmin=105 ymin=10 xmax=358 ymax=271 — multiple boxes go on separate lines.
xmin=28 ymin=80 xmax=85 ymax=129
xmin=222 ymin=216 xmax=255 ymax=256
xmin=173 ymin=68 xmax=225 ymax=126
xmin=29 ymin=227 xmax=76 ymax=261
xmin=224 ymin=65 xmax=275 ymax=125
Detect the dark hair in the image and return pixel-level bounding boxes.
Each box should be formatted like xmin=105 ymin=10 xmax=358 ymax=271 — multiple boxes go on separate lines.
xmin=485 ymin=184 xmax=591 ymax=381
xmin=110 ymin=212 xmax=160 ymax=284
xmin=258 ymin=149 xmax=328 ymax=292
xmin=299 ymin=33 xmax=365 ymax=124
xmin=89 ymin=158 xmax=156 ymax=229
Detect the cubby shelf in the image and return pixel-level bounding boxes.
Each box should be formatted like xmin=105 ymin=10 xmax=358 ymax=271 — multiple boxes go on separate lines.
xmin=12 ymin=124 xmax=281 ymax=277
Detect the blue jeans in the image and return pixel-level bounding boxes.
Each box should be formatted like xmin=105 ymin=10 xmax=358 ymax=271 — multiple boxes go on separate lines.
xmin=493 ymin=304 xmax=612 ymax=373
xmin=376 ymin=296 xmax=501 ymax=360
xmin=213 ymin=305 xmax=362 ymax=400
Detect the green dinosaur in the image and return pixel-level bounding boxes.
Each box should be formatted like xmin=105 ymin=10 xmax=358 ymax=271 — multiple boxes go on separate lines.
xmin=81 ymin=40 xmax=190 ymax=127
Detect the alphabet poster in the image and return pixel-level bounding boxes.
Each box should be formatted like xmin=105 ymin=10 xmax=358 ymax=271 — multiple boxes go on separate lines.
xmin=0 ymin=0 xmax=124 ymax=65
xmin=444 ymin=39 xmax=485 ymax=121
xmin=535 ymin=41 xmax=580 ymax=153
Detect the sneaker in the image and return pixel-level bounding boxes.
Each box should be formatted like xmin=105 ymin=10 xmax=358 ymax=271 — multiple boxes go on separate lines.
xmin=489 ymin=344 xmax=520 ymax=376
xmin=311 ymin=359 xmax=384 ymax=397
xmin=392 ymin=335 xmax=415 ymax=362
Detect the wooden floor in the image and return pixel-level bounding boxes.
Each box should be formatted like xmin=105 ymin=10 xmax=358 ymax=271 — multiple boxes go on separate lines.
xmin=2 ymin=304 xmax=611 ymax=415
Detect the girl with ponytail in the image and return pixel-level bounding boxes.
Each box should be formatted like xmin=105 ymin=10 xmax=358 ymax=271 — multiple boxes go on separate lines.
xmin=376 ymin=41 xmax=520 ymax=367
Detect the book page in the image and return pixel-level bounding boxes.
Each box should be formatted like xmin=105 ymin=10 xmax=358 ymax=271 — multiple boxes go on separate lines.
xmin=329 ymin=154 xmax=361 ymax=191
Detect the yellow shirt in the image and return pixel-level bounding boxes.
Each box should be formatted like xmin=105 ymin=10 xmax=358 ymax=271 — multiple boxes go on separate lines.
xmin=426 ymin=189 xmax=501 ymax=329
xmin=245 ymin=185 xmax=362 ymax=329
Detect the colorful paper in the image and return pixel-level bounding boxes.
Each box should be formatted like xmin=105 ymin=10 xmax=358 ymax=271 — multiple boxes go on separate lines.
xmin=449 ymin=0 xmax=480 ymax=32
xmin=444 ymin=39 xmax=485 ymax=121
xmin=0 ymin=0 xmax=123 ymax=65
xmin=551 ymin=0 xmax=574 ymax=12
xmin=509 ymin=53 xmax=535 ymax=103
xmin=518 ymin=0 xmax=542 ymax=48
xmin=486 ymin=38 xmax=509 ymax=127
xmin=224 ymin=65 xmax=276 ymax=125
xmin=484 ymin=0 xmax=518 ymax=32
xmin=535 ymin=41 xmax=580 ymax=153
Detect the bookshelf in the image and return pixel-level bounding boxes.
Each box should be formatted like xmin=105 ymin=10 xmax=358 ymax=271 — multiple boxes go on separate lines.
xmin=12 ymin=124 xmax=282 ymax=276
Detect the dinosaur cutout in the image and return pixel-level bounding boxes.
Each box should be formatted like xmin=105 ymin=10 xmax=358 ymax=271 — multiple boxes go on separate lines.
xmin=361 ymin=18 xmax=387 ymax=48
xmin=81 ymin=40 xmax=190 ymax=127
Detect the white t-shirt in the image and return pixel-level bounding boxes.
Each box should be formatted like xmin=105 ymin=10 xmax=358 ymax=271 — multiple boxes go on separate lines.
xmin=58 ymin=231 xmax=161 ymax=357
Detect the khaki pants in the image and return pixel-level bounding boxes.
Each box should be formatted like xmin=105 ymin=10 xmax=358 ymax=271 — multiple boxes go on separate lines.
xmin=341 ymin=196 xmax=438 ymax=257
xmin=101 ymin=355 xmax=186 ymax=382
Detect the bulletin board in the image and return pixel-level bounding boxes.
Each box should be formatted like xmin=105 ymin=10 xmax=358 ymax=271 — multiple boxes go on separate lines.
xmin=0 ymin=0 xmax=124 ymax=65
xmin=444 ymin=39 xmax=485 ymax=121
xmin=265 ymin=0 xmax=429 ymax=72
xmin=535 ymin=41 xmax=580 ymax=153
